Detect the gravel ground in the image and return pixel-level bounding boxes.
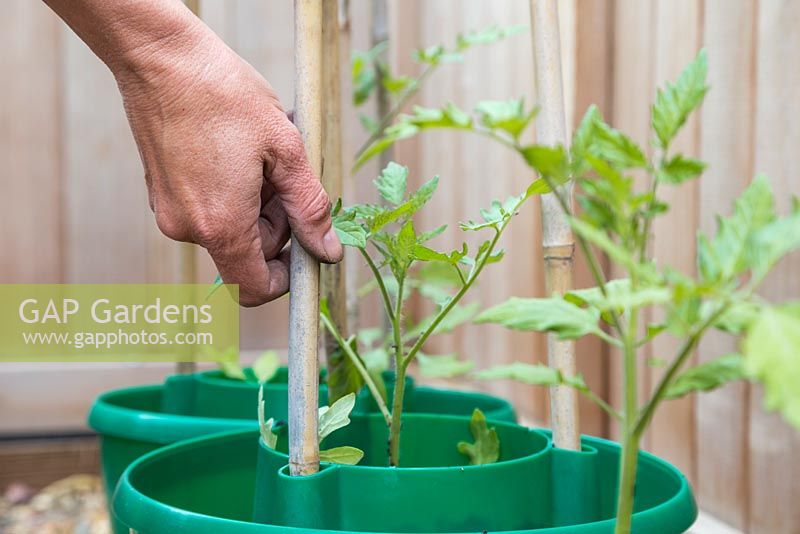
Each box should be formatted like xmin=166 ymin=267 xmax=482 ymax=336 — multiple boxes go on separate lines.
xmin=0 ymin=475 xmax=109 ymax=534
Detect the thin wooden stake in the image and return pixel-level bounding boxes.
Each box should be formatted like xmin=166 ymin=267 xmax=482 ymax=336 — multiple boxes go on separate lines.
xmin=530 ymin=0 xmax=580 ymax=451
xmin=320 ymin=0 xmax=348 ymax=356
xmin=288 ymin=0 xmax=323 ymax=476
xmin=177 ymin=0 xmax=201 ymax=376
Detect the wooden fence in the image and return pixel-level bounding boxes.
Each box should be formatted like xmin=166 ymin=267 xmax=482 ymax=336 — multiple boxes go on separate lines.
xmin=1 ymin=1 xmax=798 ymax=531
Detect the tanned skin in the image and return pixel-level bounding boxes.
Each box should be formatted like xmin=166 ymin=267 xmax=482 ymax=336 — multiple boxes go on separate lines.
xmin=43 ymin=0 xmax=342 ymax=306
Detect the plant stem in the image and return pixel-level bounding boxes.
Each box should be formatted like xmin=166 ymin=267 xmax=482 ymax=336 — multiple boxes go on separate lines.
xmin=614 ymin=299 xmax=640 ymax=534
xmin=360 ymin=248 xmax=395 ymax=323
xmin=614 ymin=431 xmax=641 ymax=534
xmin=393 ymin=275 xmax=405 ymax=368
xmin=388 ymin=361 xmax=407 ymax=466
xmin=319 ymin=312 xmax=392 ymax=426
xmin=404 ymin=227 xmax=503 ymax=368
xmin=638 ymin=157 xmax=663 ymax=263
xmin=633 ymin=303 xmax=729 ymax=436
xmin=387 ymin=271 xmax=407 ymax=466
xmin=528 ymin=156 xmax=627 ymax=340
xmin=354 ymin=64 xmax=436 ymax=160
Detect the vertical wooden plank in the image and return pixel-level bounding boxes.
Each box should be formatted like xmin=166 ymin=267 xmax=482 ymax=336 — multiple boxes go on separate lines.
xmin=572 ymin=0 xmax=615 ymax=438
xmin=647 ymin=0 xmax=703 ymax=484
xmin=608 ymin=0 xmax=655 ymax=442
xmin=342 ymin=0 xmax=381 ymax=332
xmin=695 ymin=0 xmax=757 ymax=528
xmin=401 ymin=0 xmax=545 ymax=423
xmin=202 ymin=1 xmax=296 ymax=350
xmin=61 ymin=28 xmax=158 ymax=283
xmin=0 ymin=1 xmax=63 ymax=283
xmin=748 ymin=1 xmax=800 ymax=532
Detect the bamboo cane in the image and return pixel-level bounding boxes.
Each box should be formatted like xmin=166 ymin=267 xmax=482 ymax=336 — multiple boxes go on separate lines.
xmin=177 ymin=0 xmax=201 ymax=376
xmin=288 ymin=0 xmax=323 ymax=477
xmin=320 ymin=0 xmax=348 ymax=357
xmin=530 ymin=0 xmax=580 ymax=451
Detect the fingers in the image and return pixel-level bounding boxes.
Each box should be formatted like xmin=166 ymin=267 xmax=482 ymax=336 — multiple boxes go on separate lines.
xmin=267 ymin=121 xmax=343 ymax=264
xmin=205 ymin=223 xmax=289 ymax=307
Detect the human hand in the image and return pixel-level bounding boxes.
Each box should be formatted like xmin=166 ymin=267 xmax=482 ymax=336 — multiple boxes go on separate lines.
xmin=111 ymin=10 xmax=341 ymax=306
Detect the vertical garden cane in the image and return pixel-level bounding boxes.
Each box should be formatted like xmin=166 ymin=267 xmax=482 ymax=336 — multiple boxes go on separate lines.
xmin=177 ymin=0 xmax=200 ymax=375
xmin=288 ymin=0 xmax=323 ymax=476
xmin=530 ymin=0 xmax=580 ymax=451
xmin=321 ymin=0 xmax=348 ymax=358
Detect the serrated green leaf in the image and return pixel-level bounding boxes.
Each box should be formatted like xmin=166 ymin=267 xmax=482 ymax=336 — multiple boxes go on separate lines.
xmin=590 ymin=117 xmax=648 ymax=169
xmin=333 ymin=210 xmax=367 ymax=248
xmin=413 ymin=245 xmax=450 ymax=263
xmin=571 ymin=105 xmax=602 ymax=172
xmin=318 ymin=392 xmax=356 ymax=441
xmin=475 ymin=297 xmax=602 ymax=340
xmin=698 ymin=174 xmax=776 ymax=283
xmin=457 ymin=409 xmax=500 ymax=465
xmin=253 ymin=351 xmax=280 ymax=383
xmin=460 ymin=195 xmax=523 ymax=231
xmin=383 ymin=74 xmax=415 ymax=95
xmin=525 ymin=178 xmax=553 ymax=196
xmin=659 ymin=155 xmax=706 ymax=185
xmin=443 ymin=102 xmax=472 ymax=127
xmin=351 ymin=42 xmax=388 ymax=106
xmin=374 ymin=162 xmax=408 ymax=205
xmin=413 ymin=44 xmax=446 ymax=64
xmin=407 ymin=301 xmax=480 ymax=340
xmin=743 ymin=305 xmax=800 ymax=428
xmin=358 ymin=113 xmax=379 ymax=134
xmin=211 ymin=346 xmax=245 ymax=380
xmin=319 ymin=446 xmax=364 ymax=465
xmin=401 ymin=175 xmax=439 ymax=216
xmin=353 ymin=122 xmax=419 ymax=171
xmin=652 ymin=49 xmax=708 ymax=149
xmin=474 ymin=362 xmax=561 ymax=386
xmin=749 ymin=210 xmax=800 ymax=280
xmin=418 ymin=224 xmax=447 ymax=243
xmin=395 ymin=220 xmax=417 ymax=264
xmin=417 ymin=352 xmax=474 ymax=378
xmin=665 ymin=354 xmax=746 ymax=400
xmin=258 ymin=384 xmax=278 ymax=449
xmin=569 ymin=217 xmax=658 ymax=283
xmin=519 ymin=145 xmax=571 ymax=187
xmin=405 ymin=104 xmax=474 ymax=130
xmin=706 ymin=299 xmax=761 ymax=334
xmin=456 ymin=24 xmax=526 ymax=49
xmin=475 ymin=99 xmax=536 ymax=139
xmin=566 ymin=279 xmax=671 ymax=312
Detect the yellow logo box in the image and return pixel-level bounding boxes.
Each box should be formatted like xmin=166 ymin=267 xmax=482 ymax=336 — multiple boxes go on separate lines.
xmin=0 ymin=284 xmax=239 ymax=362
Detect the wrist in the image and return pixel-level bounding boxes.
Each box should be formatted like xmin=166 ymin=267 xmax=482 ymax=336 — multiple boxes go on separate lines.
xmin=106 ymin=3 xmax=213 ymax=84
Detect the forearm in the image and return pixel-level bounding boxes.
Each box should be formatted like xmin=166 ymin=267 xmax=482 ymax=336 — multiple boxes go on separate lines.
xmin=43 ymin=0 xmax=209 ymax=77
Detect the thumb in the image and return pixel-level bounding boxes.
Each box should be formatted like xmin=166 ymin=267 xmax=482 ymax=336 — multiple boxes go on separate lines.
xmin=268 ymin=124 xmax=342 ymax=264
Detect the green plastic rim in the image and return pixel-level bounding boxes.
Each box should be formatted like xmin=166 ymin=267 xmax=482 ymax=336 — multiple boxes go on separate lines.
xmin=88 ymin=368 xmax=516 ymax=445
xmin=89 ymin=368 xmax=517 ymax=533
xmin=113 ymin=422 xmax=697 ymax=533
xmin=88 ymin=385 xmax=257 ymax=445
